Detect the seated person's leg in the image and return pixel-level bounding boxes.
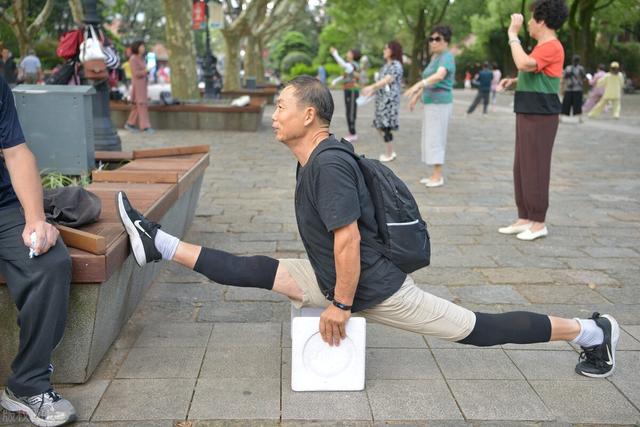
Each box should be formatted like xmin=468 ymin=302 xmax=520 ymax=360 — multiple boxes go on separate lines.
xmin=0 ymin=209 xmax=76 ymax=425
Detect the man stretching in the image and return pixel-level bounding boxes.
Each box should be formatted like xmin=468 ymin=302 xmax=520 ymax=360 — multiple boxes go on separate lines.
xmin=118 ymin=75 xmax=618 ymax=379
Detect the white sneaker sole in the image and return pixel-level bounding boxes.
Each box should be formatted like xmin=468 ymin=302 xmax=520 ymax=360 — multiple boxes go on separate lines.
xmin=117 ymin=192 xmax=147 ymax=267
xmin=0 ymin=390 xmax=75 ymax=427
xmin=579 ymin=314 xmax=619 ymax=378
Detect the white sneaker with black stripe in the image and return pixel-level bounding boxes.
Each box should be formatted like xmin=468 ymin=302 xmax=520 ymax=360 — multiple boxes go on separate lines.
xmin=0 ymin=388 xmax=76 ymax=427
xmin=116 ymin=191 xmax=162 ymax=267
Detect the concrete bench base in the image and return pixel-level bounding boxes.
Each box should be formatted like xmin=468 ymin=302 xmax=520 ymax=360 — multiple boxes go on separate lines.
xmin=0 ymin=176 xmax=203 ymax=384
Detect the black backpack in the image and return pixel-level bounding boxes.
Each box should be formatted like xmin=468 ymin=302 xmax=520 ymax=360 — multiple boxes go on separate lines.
xmin=313 ymin=139 xmax=430 ymax=273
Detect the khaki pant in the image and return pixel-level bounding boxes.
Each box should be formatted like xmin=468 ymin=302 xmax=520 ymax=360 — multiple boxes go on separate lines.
xmin=280 ymin=259 xmax=476 ymax=342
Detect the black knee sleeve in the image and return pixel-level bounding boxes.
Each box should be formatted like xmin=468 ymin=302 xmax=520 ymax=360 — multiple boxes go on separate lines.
xmin=458 ymin=311 xmax=552 ymax=347
xmin=193 ymin=247 xmax=278 ymax=290
xmin=383 ymin=128 xmax=393 ymax=142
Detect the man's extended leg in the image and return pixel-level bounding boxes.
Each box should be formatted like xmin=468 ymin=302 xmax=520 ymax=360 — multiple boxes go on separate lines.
xmin=117 ymin=191 xmax=304 ymax=303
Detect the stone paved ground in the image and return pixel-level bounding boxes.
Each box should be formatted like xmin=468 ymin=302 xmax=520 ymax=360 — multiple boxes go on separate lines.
xmin=2 ymin=90 xmax=640 ymax=426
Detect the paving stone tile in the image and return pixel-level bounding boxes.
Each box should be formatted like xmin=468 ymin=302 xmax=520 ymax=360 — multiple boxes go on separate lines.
xmin=92 ymin=379 xmax=195 ymax=421
xmin=157 ymin=263 xmax=209 ymax=283
xmin=366 ymin=380 xmax=462 ymax=420
xmin=212 ymin=240 xmax=277 ymax=255
xmin=194 ymin=422 xmax=279 ymax=427
xmin=135 ymin=322 xmax=213 ymax=348
xmin=145 ymin=282 xmax=223 ymax=303
xmin=238 ymin=232 xmax=298 ymax=242
xmin=209 ymin=322 xmax=281 ymax=348
xmin=516 ymin=285 xmax=609 ymax=304
xmin=609 ymin=351 xmax=640 ymax=408
xmin=478 ymin=268 xmax=555 ymax=284
xmin=550 ymin=269 xmax=619 ymax=285
xmin=131 ymin=300 xmax=199 ymax=324
xmin=366 ymin=323 xmax=427 ymax=348
xmin=56 ymin=379 xmax=109 ymax=421
xmin=198 ymin=301 xmax=290 ymax=322
xmin=597 ymin=284 xmax=640 ymax=304
xmin=411 ymin=267 xmax=489 ymax=286
xmin=189 ymin=378 xmax=280 ymax=420
xmin=561 ymin=257 xmax=640 ymax=271
xmin=448 ymin=380 xmax=552 ymax=421
xmin=282 ymin=377 xmax=371 ymax=421
xmin=117 ymin=346 xmax=205 ymax=379
xmin=72 ymin=422 xmax=174 ymax=427
xmin=366 ymin=349 xmax=442 ymax=380
xmin=609 ymin=268 xmax=640 ymax=286
xmin=433 ymin=349 xmax=522 ymax=379
xmin=622 ymin=324 xmax=640 ymax=342
xmin=581 ymin=246 xmax=639 ymax=258
xmin=200 ymin=345 xmax=280 ymax=379
xmin=530 ymin=380 xmax=640 ymax=424
xmin=91 ymin=347 xmax=130 ymax=379
xmin=505 ymin=350 xmax=591 ymax=381
xmin=450 ymin=285 xmax=528 ymax=304
xmin=224 ymin=287 xmax=289 ymax=302
xmin=501 ymin=340 xmax=574 ymax=351
xmin=415 ymin=285 xmax=456 ymax=301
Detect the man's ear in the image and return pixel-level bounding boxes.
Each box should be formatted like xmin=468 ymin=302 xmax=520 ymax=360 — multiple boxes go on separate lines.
xmin=303 ymin=106 xmax=316 ymax=127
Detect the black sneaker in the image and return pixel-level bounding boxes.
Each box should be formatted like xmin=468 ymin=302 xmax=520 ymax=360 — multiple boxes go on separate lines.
xmin=575 ymin=312 xmax=619 ymax=378
xmin=116 ymin=191 xmax=162 ymax=267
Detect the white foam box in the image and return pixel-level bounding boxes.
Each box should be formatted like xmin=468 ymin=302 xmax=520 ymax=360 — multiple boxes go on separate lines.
xmin=291 ymin=316 xmax=366 ymax=391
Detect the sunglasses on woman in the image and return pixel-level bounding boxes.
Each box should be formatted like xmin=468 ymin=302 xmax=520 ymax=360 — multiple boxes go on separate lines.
xmin=428 ymin=36 xmax=442 ymax=42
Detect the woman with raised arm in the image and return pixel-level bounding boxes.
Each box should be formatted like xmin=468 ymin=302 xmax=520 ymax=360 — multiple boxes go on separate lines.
xmin=496 ymin=0 xmax=568 ymax=241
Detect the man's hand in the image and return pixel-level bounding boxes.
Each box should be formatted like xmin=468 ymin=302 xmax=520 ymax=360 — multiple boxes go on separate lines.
xmin=319 ymin=304 xmax=351 ymax=347
xmin=508 ymin=13 xmax=524 ymax=38
xmin=23 ymin=220 xmax=59 ymax=255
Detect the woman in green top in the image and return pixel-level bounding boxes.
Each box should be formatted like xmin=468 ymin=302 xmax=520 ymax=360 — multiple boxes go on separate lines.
xmin=405 ymin=25 xmax=456 ymax=188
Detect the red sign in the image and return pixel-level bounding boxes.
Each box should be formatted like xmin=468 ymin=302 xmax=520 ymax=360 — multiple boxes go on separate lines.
xmin=192 ymin=1 xmax=206 ymax=30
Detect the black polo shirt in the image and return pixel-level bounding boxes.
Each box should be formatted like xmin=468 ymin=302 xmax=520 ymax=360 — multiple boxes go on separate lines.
xmin=295 ymin=137 xmax=405 ymax=312
xmin=0 ymin=75 xmax=26 ymax=211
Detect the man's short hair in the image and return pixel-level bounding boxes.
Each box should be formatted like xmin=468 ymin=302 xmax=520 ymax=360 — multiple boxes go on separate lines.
xmin=285 ymin=75 xmax=334 ymax=126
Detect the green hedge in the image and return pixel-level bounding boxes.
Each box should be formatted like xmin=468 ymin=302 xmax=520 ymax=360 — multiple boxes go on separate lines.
xmin=281 ymin=51 xmax=312 ymax=73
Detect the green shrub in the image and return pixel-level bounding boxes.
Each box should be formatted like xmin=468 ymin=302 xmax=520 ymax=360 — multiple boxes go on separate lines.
xmin=324 ymin=63 xmax=342 ymax=77
xmin=281 ymin=51 xmax=312 ymax=73
xmin=41 ymin=171 xmax=90 ymax=189
xmin=289 ymin=63 xmax=318 ymax=79
xmin=35 ymin=38 xmax=61 ymax=70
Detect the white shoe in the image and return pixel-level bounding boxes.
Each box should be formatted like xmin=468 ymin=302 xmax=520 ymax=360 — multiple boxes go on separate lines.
xmin=419 ymin=177 xmax=429 ymax=184
xmin=498 ymin=222 xmax=532 ymax=234
xmin=379 ymin=152 xmax=397 ymax=162
xmin=424 ymin=177 xmax=444 ymax=187
xmin=516 ymin=226 xmax=548 ymax=241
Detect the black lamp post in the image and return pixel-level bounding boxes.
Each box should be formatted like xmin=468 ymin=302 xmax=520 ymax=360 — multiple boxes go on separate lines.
xmin=201 ymin=0 xmax=219 ymax=99
xmin=82 ymin=0 xmax=121 ymax=151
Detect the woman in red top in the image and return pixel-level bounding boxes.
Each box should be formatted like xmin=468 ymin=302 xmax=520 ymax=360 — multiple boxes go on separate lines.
xmin=125 ymin=41 xmax=154 ymax=134
xmin=497 ymin=0 xmax=568 ymax=241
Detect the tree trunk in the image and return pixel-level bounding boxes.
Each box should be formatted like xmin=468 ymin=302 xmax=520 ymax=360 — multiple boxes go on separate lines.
xmin=68 ymin=0 xmax=84 ymax=24
xmin=163 ymin=0 xmax=199 ymax=99
xmin=408 ymin=6 xmax=426 ymax=85
xmin=1 ymin=0 xmax=54 ymax=57
xmin=222 ymin=31 xmax=242 ymax=90
xmin=245 ymin=35 xmax=259 ymax=80
xmin=256 ymin=38 xmax=266 ymax=84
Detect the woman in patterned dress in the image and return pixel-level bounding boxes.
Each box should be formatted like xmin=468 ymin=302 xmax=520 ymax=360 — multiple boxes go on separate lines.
xmin=361 ymin=40 xmax=404 ymax=162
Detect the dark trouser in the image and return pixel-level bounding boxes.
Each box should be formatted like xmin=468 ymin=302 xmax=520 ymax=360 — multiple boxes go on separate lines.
xmin=0 ymin=207 xmax=71 ymax=397
xmin=344 ymin=89 xmax=358 ymax=135
xmin=514 ymin=114 xmax=559 ymax=223
xmin=561 ymin=90 xmax=583 ymax=116
xmin=467 ymin=90 xmax=490 ymax=114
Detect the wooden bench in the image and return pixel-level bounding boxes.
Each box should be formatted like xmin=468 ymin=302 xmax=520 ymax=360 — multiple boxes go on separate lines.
xmin=0 ymin=146 xmax=209 ymax=384
xmin=109 ymin=97 xmax=267 ymax=131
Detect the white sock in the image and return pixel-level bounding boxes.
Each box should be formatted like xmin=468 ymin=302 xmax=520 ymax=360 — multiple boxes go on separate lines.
xmin=571 ymin=318 xmax=604 ymax=348
xmin=154 ymin=229 xmax=180 ymax=261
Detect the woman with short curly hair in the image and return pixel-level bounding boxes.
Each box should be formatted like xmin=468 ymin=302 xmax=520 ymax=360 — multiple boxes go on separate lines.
xmin=497 ymin=0 xmax=568 ymax=241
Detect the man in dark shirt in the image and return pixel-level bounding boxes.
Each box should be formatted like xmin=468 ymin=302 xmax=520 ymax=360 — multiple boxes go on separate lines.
xmin=0 ymin=76 xmax=76 ymax=426
xmin=118 ymin=75 xmax=619 ymax=379
xmin=467 ymin=62 xmax=494 ymax=114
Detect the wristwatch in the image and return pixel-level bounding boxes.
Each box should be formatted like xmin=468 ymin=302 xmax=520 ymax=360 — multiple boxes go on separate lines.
xmin=332 ymin=299 xmax=352 ymax=311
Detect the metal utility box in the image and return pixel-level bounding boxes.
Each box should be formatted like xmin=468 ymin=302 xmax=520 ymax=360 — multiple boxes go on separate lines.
xmin=12 ymin=85 xmax=96 ymax=175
